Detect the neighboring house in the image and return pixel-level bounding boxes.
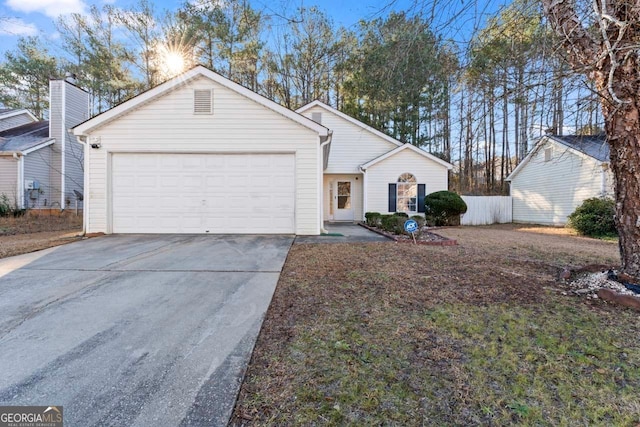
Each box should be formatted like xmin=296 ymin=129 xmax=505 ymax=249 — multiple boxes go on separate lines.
xmin=0 ymin=80 xmax=89 ymax=210
xmin=74 ymin=66 xmax=452 ymax=235
xmin=296 ymin=101 xmax=452 ymax=222
xmin=507 ymin=134 xmax=613 ymax=225
xmin=0 ymin=108 xmax=38 ymax=132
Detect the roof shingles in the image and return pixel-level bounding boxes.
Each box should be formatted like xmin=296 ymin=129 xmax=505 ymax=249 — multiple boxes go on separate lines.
xmin=0 ymin=121 xmax=51 ymax=153
xmin=549 ymin=134 xmax=609 ymax=162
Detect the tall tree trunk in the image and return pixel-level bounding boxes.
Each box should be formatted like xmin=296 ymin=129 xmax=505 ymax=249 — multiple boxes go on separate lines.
xmin=542 ymin=0 xmax=640 ymax=277
xmin=600 ymin=71 xmax=640 ymax=276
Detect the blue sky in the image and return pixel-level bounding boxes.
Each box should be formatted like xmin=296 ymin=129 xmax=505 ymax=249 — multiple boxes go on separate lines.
xmin=0 ymin=0 xmax=508 ymax=59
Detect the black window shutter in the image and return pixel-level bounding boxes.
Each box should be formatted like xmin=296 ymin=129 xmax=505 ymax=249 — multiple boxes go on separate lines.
xmin=388 ymin=183 xmax=397 ymax=212
xmin=417 ymin=184 xmax=426 ymax=213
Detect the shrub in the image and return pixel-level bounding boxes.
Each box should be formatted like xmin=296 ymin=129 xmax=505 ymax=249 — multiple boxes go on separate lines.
xmin=568 ymin=197 xmax=617 ymax=237
xmin=380 ymin=214 xmax=404 ymax=234
xmin=0 ymin=194 xmax=11 ymax=217
xmin=424 ymin=191 xmax=468 ymax=226
xmin=410 ymin=215 xmax=425 ymax=228
xmin=365 ymin=212 xmax=382 ymax=227
xmin=393 ymin=212 xmax=409 ymax=218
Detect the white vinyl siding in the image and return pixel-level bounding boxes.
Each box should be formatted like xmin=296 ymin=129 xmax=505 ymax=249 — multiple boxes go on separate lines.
xmin=511 ymin=139 xmax=614 ymax=225
xmin=0 ymin=156 xmax=18 ymax=205
xmin=85 ymin=75 xmax=320 ymax=235
xmin=23 ymin=146 xmax=53 ymax=209
xmin=300 ymin=105 xmax=397 ymax=174
xmin=366 ymin=148 xmax=449 ymax=215
xmin=323 ymin=174 xmax=363 ymax=221
xmin=0 ymin=112 xmax=36 ymax=132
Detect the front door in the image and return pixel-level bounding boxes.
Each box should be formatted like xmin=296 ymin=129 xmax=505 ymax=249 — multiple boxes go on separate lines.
xmin=334 ymin=180 xmax=354 ymax=221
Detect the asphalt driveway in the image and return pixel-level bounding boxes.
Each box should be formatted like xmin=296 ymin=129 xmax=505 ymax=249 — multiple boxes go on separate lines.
xmin=0 ymin=234 xmax=293 ymax=426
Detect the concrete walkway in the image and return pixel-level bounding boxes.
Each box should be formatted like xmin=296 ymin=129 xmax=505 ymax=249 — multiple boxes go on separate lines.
xmin=295 ymin=222 xmax=390 ymax=244
xmin=0 ymin=234 xmax=292 ymax=426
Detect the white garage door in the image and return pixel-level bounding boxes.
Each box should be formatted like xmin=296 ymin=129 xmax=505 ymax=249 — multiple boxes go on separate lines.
xmin=111 ymin=153 xmax=295 ymax=234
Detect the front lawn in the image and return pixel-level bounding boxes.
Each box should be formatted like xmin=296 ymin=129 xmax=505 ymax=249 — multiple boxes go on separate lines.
xmin=231 ymin=225 xmax=639 ymax=426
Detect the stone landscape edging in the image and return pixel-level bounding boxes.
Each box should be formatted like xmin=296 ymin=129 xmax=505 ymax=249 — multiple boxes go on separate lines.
xmin=562 ymin=265 xmax=640 ymax=312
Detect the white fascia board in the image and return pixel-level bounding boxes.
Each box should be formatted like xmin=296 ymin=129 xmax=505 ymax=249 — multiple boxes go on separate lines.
xmin=507 ymin=135 xmax=602 ymax=181
xmin=506 ymin=139 xmax=544 ymax=181
xmin=0 ymin=109 xmax=38 ymax=122
xmin=22 ymin=138 xmax=55 ymax=155
xmin=74 ymin=65 xmax=329 ymax=138
xmin=297 ymin=100 xmax=402 ymax=148
xmin=360 ymin=143 xmax=453 ymax=170
xmin=546 ymin=135 xmax=605 ymax=163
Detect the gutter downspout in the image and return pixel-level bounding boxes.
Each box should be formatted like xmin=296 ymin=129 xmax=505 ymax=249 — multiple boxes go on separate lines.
xmin=19 ymin=154 xmax=24 ymax=209
xmin=77 ymin=134 xmax=88 ymax=236
xmin=359 ymin=165 xmax=367 ymax=221
xmin=12 ymin=153 xmax=24 ymax=209
xmin=319 ymin=130 xmax=333 ymax=235
xmin=601 ymin=162 xmax=609 ymax=197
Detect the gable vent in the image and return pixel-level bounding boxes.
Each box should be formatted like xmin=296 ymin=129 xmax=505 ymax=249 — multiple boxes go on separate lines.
xmin=194 ymin=89 xmax=213 ymax=114
xmin=311 ymin=112 xmax=322 ymax=124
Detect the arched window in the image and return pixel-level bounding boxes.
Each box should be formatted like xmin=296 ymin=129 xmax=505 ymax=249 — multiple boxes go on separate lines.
xmin=397 ymin=173 xmax=417 ymax=212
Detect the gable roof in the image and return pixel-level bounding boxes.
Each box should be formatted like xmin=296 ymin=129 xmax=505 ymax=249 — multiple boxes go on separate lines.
xmin=296 ymin=100 xmax=402 ymax=149
xmin=360 ymin=143 xmax=453 ymax=170
xmin=507 ymin=134 xmax=609 ymax=181
xmin=74 ymin=65 xmax=329 ymax=138
xmin=0 ymin=121 xmax=53 ymax=154
xmin=550 ymin=134 xmax=609 ymax=162
xmin=0 ymin=108 xmax=38 ymax=123
xmin=0 ymin=121 xmax=48 ymax=139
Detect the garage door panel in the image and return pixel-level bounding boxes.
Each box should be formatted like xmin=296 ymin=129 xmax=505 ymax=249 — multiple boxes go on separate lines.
xmin=205 ymin=175 xmax=225 ymax=187
xmin=137 ymin=155 xmax=158 ymax=167
xmin=112 ymin=153 xmax=295 ymax=234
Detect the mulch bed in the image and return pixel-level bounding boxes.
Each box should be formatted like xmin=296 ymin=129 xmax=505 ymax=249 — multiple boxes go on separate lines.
xmin=359 ymin=222 xmax=457 ymax=246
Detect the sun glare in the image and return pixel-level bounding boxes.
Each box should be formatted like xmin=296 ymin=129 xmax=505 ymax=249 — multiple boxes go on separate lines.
xmin=163 ymin=50 xmax=186 ymax=76
xmin=156 ymin=41 xmax=194 ymax=81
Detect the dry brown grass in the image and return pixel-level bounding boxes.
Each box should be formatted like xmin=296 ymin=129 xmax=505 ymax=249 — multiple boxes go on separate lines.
xmin=0 ymin=212 xmax=82 ymax=258
xmin=231 ymin=226 xmax=639 ymax=426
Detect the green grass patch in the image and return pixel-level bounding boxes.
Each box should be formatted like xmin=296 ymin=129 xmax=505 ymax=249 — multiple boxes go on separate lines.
xmin=239 ymin=299 xmax=640 ymax=426
xmin=424 ymin=302 xmax=640 ymax=425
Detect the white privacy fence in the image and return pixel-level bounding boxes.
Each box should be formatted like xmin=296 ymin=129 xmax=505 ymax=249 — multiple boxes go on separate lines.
xmin=461 ymin=196 xmax=512 ymax=225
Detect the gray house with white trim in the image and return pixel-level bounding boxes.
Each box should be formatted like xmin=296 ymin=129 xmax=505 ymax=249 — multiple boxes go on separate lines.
xmin=0 ymin=79 xmax=89 ymax=210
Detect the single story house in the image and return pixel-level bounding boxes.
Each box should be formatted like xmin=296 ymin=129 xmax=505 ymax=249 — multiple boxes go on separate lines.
xmin=296 ymin=101 xmax=452 ymax=223
xmin=507 ymin=134 xmax=613 ymax=225
xmin=0 ymin=80 xmax=89 ymax=210
xmin=74 ymin=66 xmax=452 ymax=235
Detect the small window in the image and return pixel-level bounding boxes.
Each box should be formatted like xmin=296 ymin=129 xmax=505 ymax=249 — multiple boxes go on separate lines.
xmin=544 ymin=147 xmax=552 ymax=162
xmin=311 ymin=112 xmax=322 ymax=124
xmin=397 ymin=173 xmax=417 ymax=213
xmin=194 ymin=89 xmax=213 ymax=114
